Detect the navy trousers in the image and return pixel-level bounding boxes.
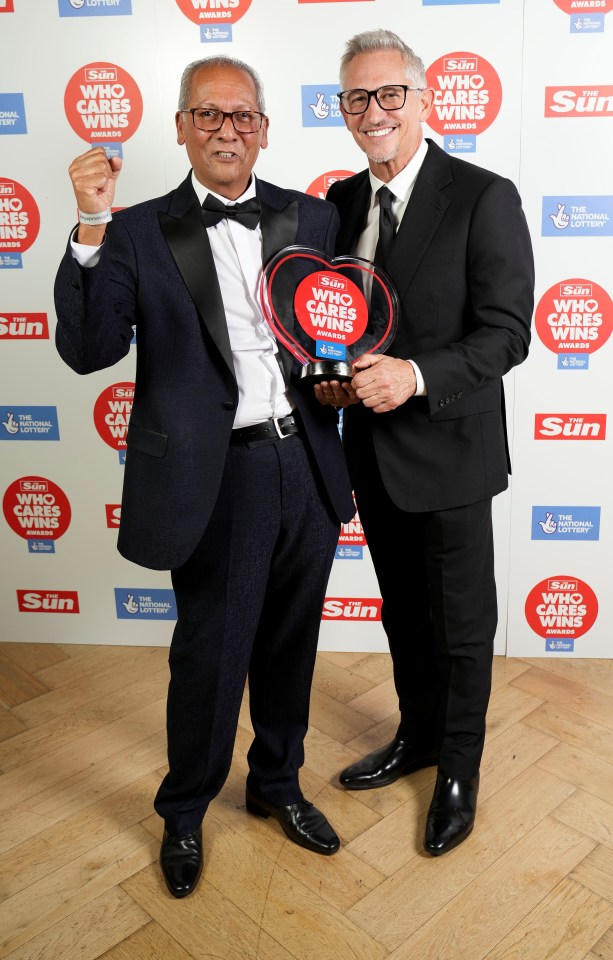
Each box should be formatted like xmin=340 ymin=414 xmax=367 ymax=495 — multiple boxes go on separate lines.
xmin=154 ymin=433 xmax=339 ymax=836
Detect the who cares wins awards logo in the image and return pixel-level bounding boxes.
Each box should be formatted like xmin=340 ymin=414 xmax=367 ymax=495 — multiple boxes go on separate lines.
xmin=64 ymin=63 xmax=143 ymax=144
xmin=306 ymin=171 xmax=354 ymax=200
xmin=94 ymin=382 xmax=134 ymax=463
xmin=0 ymin=180 xmax=40 ymax=265
xmin=175 ymin=0 xmax=253 ymax=22
xmin=553 ymin=0 xmax=612 ymax=12
xmin=426 ymin=52 xmax=501 ymax=153
xmin=535 ymin=278 xmax=613 ymax=370
xmin=525 ymin=576 xmax=598 ymax=652
xmin=3 ymin=476 xmax=72 ymax=554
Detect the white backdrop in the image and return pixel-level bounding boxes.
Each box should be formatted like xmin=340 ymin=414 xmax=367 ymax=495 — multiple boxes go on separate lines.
xmin=1 ymin=0 xmax=611 ymax=657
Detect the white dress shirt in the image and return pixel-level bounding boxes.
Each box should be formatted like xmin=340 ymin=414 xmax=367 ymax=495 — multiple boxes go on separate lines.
xmin=71 ymin=173 xmax=293 ymax=429
xmin=355 ymin=137 xmax=429 ymax=395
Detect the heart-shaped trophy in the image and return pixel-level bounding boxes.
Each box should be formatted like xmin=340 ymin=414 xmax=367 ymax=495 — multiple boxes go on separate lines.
xmin=259 ymin=246 xmax=399 ymax=384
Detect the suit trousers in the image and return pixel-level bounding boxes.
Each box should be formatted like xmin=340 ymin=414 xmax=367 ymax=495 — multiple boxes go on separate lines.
xmin=154 ymin=433 xmax=339 ymax=836
xmin=351 ymin=436 xmax=497 ymax=779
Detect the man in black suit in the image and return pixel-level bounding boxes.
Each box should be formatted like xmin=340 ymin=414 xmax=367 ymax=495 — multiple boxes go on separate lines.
xmin=54 ymin=55 xmax=355 ymax=898
xmin=316 ymin=30 xmax=534 ymax=854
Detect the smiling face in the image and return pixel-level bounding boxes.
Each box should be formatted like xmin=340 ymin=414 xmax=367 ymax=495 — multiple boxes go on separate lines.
xmin=340 ymin=49 xmax=433 ymax=182
xmin=176 ymin=63 xmax=269 ymax=200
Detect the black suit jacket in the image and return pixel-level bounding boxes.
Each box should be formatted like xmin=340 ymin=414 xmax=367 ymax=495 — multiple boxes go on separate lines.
xmin=328 ymin=139 xmax=534 ymax=512
xmin=55 ymin=173 xmax=354 ymax=569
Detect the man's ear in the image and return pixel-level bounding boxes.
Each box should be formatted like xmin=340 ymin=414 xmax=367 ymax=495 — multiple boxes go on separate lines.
xmin=176 ymin=111 xmax=186 ymax=146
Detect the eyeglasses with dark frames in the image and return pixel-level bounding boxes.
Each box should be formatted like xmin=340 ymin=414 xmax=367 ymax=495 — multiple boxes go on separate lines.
xmin=337 ymin=85 xmax=424 ymax=115
xmin=179 ymin=108 xmax=267 ymax=133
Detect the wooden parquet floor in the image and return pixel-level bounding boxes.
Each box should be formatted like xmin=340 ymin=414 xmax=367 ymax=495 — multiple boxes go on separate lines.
xmin=0 ymin=643 xmax=612 ymax=960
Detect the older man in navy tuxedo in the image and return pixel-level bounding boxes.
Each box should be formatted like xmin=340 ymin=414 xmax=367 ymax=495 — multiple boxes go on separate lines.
xmin=55 ymin=55 xmax=354 ymax=898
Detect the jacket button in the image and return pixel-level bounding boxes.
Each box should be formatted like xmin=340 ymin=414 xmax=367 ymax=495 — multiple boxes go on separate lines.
xmin=438 ymin=399 xmax=445 ymax=407
xmin=222 ymin=401 xmax=235 ymax=411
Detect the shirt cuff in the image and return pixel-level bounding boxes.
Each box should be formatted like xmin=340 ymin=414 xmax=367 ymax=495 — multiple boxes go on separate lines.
xmin=407 ymin=359 xmax=426 ymax=396
xmin=70 ymin=228 xmax=103 ymax=268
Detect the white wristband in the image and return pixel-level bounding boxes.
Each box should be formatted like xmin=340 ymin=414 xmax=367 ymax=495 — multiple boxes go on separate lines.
xmin=78 ymin=207 xmax=112 ymax=225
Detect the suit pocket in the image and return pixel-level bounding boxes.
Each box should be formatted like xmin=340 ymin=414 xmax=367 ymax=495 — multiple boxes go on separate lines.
xmin=126 ymin=422 xmax=168 ymax=458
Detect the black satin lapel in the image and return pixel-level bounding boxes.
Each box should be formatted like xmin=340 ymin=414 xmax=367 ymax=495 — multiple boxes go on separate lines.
xmin=259 ymin=200 xmax=299 ymax=382
xmin=388 ymin=181 xmax=450 ymax=301
xmin=158 ymin=204 xmax=235 ymax=378
xmin=260 ymin=199 xmax=299 ymax=268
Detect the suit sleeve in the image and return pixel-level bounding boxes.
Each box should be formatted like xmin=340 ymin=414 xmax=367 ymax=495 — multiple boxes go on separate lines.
xmin=54 ymin=221 xmax=137 ymax=375
xmin=410 ymin=176 xmax=534 ymax=417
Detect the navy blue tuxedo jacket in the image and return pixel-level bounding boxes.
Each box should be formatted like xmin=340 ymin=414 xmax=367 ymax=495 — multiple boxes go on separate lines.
xmin=328 ymin=139 xmax=534 ymax=513
xmin=55 ymin=173 xmax=354 ymax=569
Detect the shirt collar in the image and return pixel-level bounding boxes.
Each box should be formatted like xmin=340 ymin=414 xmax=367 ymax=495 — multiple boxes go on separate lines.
xmin=191 ymin=172 xmax=258 ymax=207
xmin=368 ymin=137 xmax=429 ymax=204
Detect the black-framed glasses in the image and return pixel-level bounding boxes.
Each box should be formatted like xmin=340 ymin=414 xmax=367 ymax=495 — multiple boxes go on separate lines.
xmin=180 ymin=108 xmax=266 ymax=133
xmin=337 ymin=85 xmax=424 ymax=115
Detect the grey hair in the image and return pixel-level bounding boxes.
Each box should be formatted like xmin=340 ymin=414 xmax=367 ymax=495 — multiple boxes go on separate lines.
xmin=339 ymin=29 xmax=426 ymax=89
xmin=177 ymin=56 xmax=266 ymax=112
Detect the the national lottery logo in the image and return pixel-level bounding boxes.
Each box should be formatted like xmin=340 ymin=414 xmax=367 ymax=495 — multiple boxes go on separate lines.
xmin=0 ymin=180 xmax=40 ymax=254
xmin=306 ymin=171 xmax=354 ymax=200
xmin=322 ymin=598 xmax=382 ymax=620
xmin=0 ymin=313 xmax=48 ymax=339
xmin=294 ymin=272 xmax=368 ymax=345
xmin=535 ymin=279 xmax=613 ymax=355
xmin=0 ymin=407 xmax=60 ymax=440
xmin=17 ymin=590 xmax=80 ymax=613
xmin=545 ymin=86 xmax=613 ymax=117
xmin=64 ymin=62 xmax=143 ymax=143
xmin=525 ymin=576 xmax=598 ymax=647
xmin=0 ymin=94 xmax=27 ymax=135
xmin=114 ymin=588 xmax=178 ymax=620
xmin=531 ymin=506 xmax=601 ymax=541
xmin=426 ymin=52 xmax=502 ymax=136
xmin=534 ymin=413 xmax=606 ymax=439
xmin=301 ymin=86 xmax=345 ymax=127
xmin=93 ymin=382 xmax=134 ymax=450
xmin=3 ymin=476 xmax=72 ymax=540
xmin=542 ymin=196 xmax=613 ymax=236
xmin=58 ymin=0 xmax=133 ymax=16
xmin=174 ymin=0 xmax=253 ymax=23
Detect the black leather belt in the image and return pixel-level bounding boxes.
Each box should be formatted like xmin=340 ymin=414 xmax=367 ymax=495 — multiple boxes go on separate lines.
xmin=230 ymin=414 xmax=299 ymax=445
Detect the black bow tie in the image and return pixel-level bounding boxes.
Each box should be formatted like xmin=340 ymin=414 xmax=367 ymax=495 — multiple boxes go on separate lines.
xmin=202 ymin=194 xmax=261 ymax=229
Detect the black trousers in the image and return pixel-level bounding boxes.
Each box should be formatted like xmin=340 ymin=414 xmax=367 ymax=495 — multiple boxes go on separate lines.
xmin=352 ymin=442 xmax=497 ymax=779
xmin=154 ymin=433 xmax=339 ymax=836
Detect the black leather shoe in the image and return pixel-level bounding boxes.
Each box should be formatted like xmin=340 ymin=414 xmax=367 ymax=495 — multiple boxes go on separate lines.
xmin=160 ymin=827 xmax=203 ymax=898
xmin=245 ymin=789 xmax=340 ymax=855
xmin=424 ymin=773 xmax=479 ymax=856
xmin=339 ymin=737 xmax=439 ymax=790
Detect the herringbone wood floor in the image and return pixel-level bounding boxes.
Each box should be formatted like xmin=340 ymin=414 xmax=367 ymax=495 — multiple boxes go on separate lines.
xmin=0 ymin=643 xmax=612 ymax=960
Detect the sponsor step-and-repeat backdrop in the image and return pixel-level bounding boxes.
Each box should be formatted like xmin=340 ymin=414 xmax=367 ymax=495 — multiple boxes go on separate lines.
xmin=1 ymin=0 xmax=611 ymax=657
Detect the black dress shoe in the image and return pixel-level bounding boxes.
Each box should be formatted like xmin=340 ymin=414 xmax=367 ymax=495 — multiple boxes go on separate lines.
xmin=424 ymin=772 xmax=479 ymax=856
xmin=339 ymin=737 xmax=439 ymax=790
xmin=160 ymin=827 xmax=203 ymax=898
xmin=245 ymin=789 xmax=340 ymax=855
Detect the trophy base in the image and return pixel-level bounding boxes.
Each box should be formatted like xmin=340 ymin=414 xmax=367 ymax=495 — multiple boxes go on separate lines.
xmin=300 ymin=361 xmax=354 ymax=385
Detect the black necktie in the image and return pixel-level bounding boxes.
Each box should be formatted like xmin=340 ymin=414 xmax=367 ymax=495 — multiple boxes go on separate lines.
xmin=202 ymin=194 xmax=261 ymax=230
xmin=373 ymin=185 xmax=396 ymax=269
